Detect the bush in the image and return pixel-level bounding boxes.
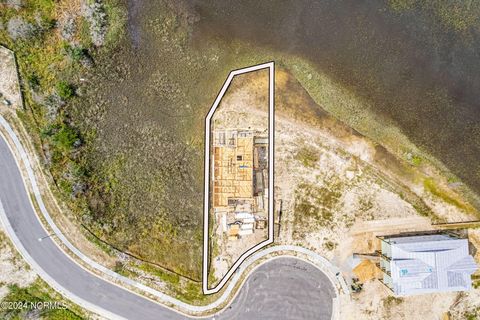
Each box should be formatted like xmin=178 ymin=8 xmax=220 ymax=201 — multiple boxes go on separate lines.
xmin=27 ymin=73 xmax=40 ymax=90
xmin=411 ymin=155 xmax=422 ymax=166
xmin=52 ymin=124 xmax=81 ymax=151
xmin=56 ymin=81 xmax=75 ymax=100
xmin=64 ymin=45 xmax=94 ymax=67
xmin=65 ymin=45 xmax=85 ymax=61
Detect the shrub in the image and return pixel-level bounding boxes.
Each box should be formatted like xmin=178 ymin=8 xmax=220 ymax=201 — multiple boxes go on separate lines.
xmin=52 ymin=124 xmax=81 ymax=151
xmin=64 ymin=45 xmax=94 ymax=67
xmin=411 ymin=154 xmax=422 ymax=166
xmin=56 ymin=81 xmax=75 ymax=100
xmin=65 ymin=45 xmax=85 ymax=61
xmin=27 ymin=73 xmax=40 ymax=90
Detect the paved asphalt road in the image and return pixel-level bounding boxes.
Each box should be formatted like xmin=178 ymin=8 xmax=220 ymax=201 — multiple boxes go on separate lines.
xmin=218 ymin=257 xmax=335 ymax=320
xmin=0 ymin=136 xmax=334 ymax=319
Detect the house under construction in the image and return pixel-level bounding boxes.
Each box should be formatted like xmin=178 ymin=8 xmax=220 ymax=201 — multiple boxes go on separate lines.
xmin=211 ymin=129 xmax=268 ymax=240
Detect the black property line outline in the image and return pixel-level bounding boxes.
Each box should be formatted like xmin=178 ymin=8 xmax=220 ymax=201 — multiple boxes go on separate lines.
xmin=202 ymin=61 xmax=275 ymax=295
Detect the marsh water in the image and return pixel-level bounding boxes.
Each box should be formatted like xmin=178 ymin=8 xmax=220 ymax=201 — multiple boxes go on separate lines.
xmin=187 ymin=0 xmax=480 ymax=195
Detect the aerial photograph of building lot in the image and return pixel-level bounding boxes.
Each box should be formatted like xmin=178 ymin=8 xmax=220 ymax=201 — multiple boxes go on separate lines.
xmin=204 ymin=65 xmax=273 ymax=291
xmin=2 ymin=1 xmax=480 ymax=320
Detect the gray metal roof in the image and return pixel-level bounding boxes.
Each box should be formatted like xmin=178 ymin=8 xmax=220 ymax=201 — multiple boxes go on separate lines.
xmin=385 ymin=234 xmax=478 ymax=295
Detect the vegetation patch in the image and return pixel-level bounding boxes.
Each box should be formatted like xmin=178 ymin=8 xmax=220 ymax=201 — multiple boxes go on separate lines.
xmin=294 ymin=146 xmax=319 ymax=168
xmin=472 ymin=274 xmax=480 ymax=289
xmin=424 ymin=178 xmax=471 ymax=212
xmin=137 ymin=263 xmax=180 ymax=286
xmin=293 ymin=181 xmax=343 ymax=228
xmin=323 ymin=240 xmax=337 ymax=251
xmin=382 ymin=295 xmax=404 ymax=307
xmin=0 ymin=279 xmax=85 ymax=320
xmin=55 ymin=81 xmax=75 ymax=100
xmin=463 ymin=308 xmax=480 ymax=320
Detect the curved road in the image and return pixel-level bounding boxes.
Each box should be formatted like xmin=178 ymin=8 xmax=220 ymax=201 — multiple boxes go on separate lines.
xmin=0 ymin=135 xmax=334 ymax=319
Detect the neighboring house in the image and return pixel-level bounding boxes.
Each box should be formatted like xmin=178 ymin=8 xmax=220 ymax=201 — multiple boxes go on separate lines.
xmin=378 ymin=233 xmax=478 ymax=295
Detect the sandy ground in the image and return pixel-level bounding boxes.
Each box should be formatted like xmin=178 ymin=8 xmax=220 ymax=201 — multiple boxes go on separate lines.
xmin=339 ymin=279 xmax=480 ymax=320
xmin=0 ymin=46 xmax=22 ymax=111
xmin=0 ymin=225 xmax=37 ymax=300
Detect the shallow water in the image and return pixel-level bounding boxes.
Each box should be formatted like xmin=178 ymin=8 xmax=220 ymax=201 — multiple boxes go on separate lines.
xmin=188 ymin=0 xmax=480 ymax=195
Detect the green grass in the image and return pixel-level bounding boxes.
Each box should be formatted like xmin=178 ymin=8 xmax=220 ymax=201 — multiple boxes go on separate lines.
xmin=180 ymin=282 xmax=204 ymax=303
xmin=103 ymin=0 xmax=127 ymax=49
xmin=0 ymin=279 xmax=85 ymax=320
xmin=137 ymin=263 xmax=180 ymax=285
